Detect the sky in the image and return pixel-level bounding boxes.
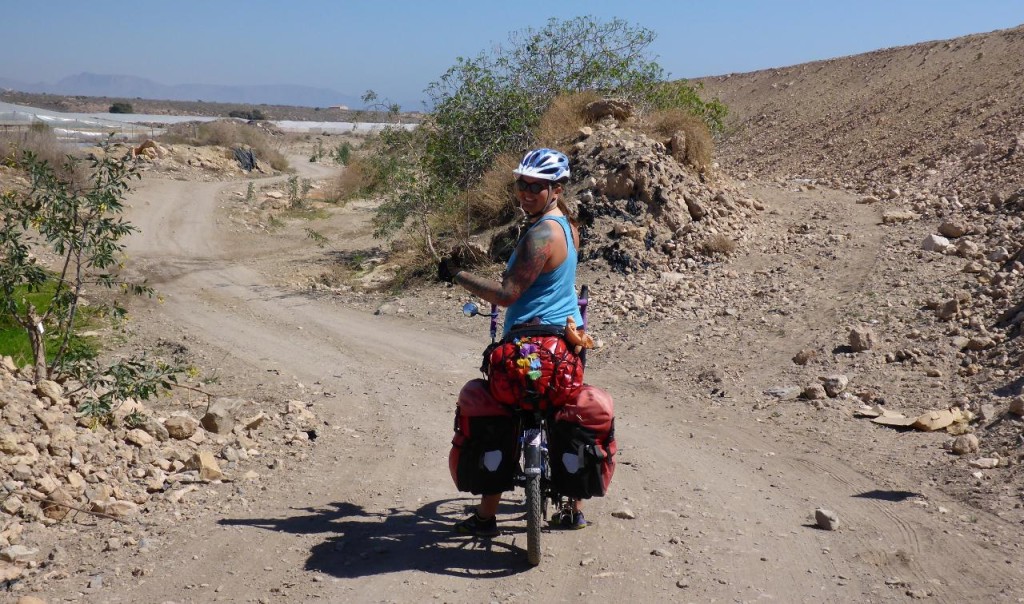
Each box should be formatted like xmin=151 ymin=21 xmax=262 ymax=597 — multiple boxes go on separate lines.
xmin=3 ymin=0 xmax=1023 ymax=109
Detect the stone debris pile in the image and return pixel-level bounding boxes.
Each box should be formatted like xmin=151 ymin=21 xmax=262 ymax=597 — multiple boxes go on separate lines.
xmin=0 ymin=355 xmax=317 ymax=585
xmin=568 ymin=120 xmax=765 ymax=275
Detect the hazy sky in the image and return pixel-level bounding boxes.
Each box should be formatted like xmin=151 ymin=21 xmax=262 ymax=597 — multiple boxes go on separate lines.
xmin=4 ymin=0 xmax=1022 ymax=108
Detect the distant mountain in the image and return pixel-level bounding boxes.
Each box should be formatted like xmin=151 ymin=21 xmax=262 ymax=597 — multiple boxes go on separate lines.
xmin=0 ymin=72 xmax=367 ymax=108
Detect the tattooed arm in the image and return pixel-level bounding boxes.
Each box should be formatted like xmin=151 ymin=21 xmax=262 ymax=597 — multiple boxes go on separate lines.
xmin=455 ymin=221 xmax=559 ymax=307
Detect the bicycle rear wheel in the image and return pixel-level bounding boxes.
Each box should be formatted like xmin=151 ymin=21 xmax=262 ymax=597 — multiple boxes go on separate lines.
xmin=525 ymin=474 xmax=542 ymax=565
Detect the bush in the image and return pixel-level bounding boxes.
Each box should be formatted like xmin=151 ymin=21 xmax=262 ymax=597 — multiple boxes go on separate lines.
xmin=535 ymin=91 xmax=601 ymax=145
xmin=700 ymin=234 xmax=737 ymax=256
xmin=334 ymin=141 xmax=352 ymax=165
xmin=330 ymin=157 xmax=371 ymax=201
xmin=109 ymin=102 xmax=134 ymax=114
xmin=642 ymin=108 xmax=714 ymax=172
xmin=0 ymin=124 xmax=84 ymax=186
xmin=461 ymin=151 xmax=521 ymax=229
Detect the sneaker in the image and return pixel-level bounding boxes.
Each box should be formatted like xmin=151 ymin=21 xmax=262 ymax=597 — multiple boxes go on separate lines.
xmin=455 ymin=513 xmax=499 ymax=537
xmin=550 ymin=509 xmax=587 ymax=530
xmin=567 ymin=510 xmax=587 ymax=530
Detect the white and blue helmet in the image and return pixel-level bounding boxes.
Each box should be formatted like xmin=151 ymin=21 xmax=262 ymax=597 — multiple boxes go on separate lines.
xmin=513 ymin=148 xmax=570 ymax=182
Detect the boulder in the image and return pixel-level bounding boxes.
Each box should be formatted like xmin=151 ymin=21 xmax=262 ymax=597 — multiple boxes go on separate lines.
xmin=164 ymin=415 xmax=199 ymax=440
xmin=849 ymin=326 xmax=877 ymax=352
xmin=201 ymin=398 xmax=245 ymax=434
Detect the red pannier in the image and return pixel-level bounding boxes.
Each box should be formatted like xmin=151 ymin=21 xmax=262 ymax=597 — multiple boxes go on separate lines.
xmin=487 ymin=335 xmax=583 ymax=409
xmin=448 ymin=379 xmax=518 ymax=495
xmin=548 ymin=384 xmax=616 ymax=499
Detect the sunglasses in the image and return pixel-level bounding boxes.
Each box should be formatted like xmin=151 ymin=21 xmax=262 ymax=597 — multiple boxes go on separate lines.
xmin=515 ymin=179 xmax=550 ymax=194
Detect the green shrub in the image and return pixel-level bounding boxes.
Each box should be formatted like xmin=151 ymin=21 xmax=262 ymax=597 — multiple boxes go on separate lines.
xmin=109 ymin=102 xmax=134 ymax=114
xmin=334 ymin=141 xmax=352 ymax=165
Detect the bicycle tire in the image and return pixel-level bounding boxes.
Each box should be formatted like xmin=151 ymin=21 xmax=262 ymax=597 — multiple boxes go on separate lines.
xmin=526 ymin=474 xmax=543 ymax=566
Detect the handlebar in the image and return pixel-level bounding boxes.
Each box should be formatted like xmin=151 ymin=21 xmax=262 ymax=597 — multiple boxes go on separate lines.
xmin=462 ymin=284 xmax=591 ymax=343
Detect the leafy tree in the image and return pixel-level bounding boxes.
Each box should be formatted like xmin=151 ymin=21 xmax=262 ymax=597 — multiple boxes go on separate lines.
xmin=108 ymin=102 xmax=134 ymax=114
xmin=0 ymin=146 xmax=150 ymax=383
xmin=367 ymin=16 xmax=726 ymax=259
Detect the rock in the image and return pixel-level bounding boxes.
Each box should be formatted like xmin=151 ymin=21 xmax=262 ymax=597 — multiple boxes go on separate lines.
xmin=936 ymin=299 xmax=960 ymax=320
xmin=969 ymin=457 xmax=999 ymax=469
xmin=139 ymin=417 xmax=170 ymax=441
xmin=921 ymin=234 xmax=950 ymax=252
xmin=814 ymin=508 xmax=840 ymax=531
xmin=965 ymin=337 xmax=995 ymax=351
xmin=685 ymin=196 xmax=707 ymax=220
xmin=93 ymin=499 xmax=139 ymax=519
xmin=848 ymin=326 xmax=876 ymax=352
xmin=584 ymin=98 xmax=634 ymax=121
xmin=951 ymin=434 xmax=980 ymax=455
xmin=125 ymin=428 xmax=155 ymax=447
xmin=792 ymin=348 xmax=816 ymax=365
xmin=16 ymin=594 xmax=45 ymax=604
xmin=938 ymin=222 xmax=968 ymax=238
xmin=1009 ymin=396 xmax=1024 ymax=417
xmin=35 ymin=379 xmax=64 ymax=404
xmin=201 ymin=398 xmax=244 ymax=434
xmin=764 ymin=386 xmax=801 ymax=400
xmin=40 ymin=485 xmax=73 ymax=521
xmin=650 ymin=548 xmax=673 ymax=557
xmin=611 ymin=508 xmax=636 ymax=520
xmin=242 ymin=412 xmax=268 ymax=431
xmin=0 ymin=544 xmax=39 ymax=563
xmin=186 ymin=450 xmax=224 ymax=481
xmin=0 ymin=354 xmax=15 ymax=374
xmin=988 ymin=246 xmax=1011 ymax=262
xmin=1 ymin=495 xmax=24 ymax=515
xmin=912 ymin=409 xmax=958 ymax=432
xmin=164 ymin=415 xmax=199 ymax=440
xmin=821 ymin=375 xmax=849 ymax=398
xmin=882 ymin=210 xmax=917 ymax=224
xmin=801 ymin=384 xmax=827 ymax=400
xmin=0 ymin=563 xmax=24 ymax=583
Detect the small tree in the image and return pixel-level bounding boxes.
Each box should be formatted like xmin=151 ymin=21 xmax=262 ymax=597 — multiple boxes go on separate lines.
xmin=109 ymin=102 xmax=134 ymax=114
xmin=0 ymin=146 xmax=149 ymax=383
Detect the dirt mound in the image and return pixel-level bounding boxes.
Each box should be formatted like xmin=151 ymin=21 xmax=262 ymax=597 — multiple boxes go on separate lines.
xmin=83 ymin=139 xmax=279 ymax=182
xmin=567 ymin=122 xmax=764 ymax=274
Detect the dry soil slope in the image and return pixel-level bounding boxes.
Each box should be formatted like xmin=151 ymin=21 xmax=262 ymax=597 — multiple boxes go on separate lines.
xmin=698 ymin=23 xmax=1024 ymax=195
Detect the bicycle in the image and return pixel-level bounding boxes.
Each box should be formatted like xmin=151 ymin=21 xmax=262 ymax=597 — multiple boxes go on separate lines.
xmin=461 ymin=285 xmax=590 ymax=566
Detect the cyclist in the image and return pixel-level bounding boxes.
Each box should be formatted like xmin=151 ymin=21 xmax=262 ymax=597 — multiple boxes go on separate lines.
xmin=439 ymin=148 xmax=587 ymax=535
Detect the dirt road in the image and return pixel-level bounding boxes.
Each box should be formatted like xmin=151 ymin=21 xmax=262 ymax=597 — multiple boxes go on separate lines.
xmin=94 ymin=163 xmax=1024 ymax=603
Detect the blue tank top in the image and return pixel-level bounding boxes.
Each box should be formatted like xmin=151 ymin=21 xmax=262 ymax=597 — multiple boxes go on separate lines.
xmin=503 ymin=215 xmax=583 ymax=337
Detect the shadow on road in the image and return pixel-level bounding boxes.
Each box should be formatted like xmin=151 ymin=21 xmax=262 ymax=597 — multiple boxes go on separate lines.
xmin=852 ymin=490 xmax=920 ymax=502
xmin=219 ymin=498 xmax=533 ymax=578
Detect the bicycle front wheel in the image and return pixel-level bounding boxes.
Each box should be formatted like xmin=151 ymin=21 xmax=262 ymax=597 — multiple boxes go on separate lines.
xmin=525 ymin=474 xmax=542 ymax=566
